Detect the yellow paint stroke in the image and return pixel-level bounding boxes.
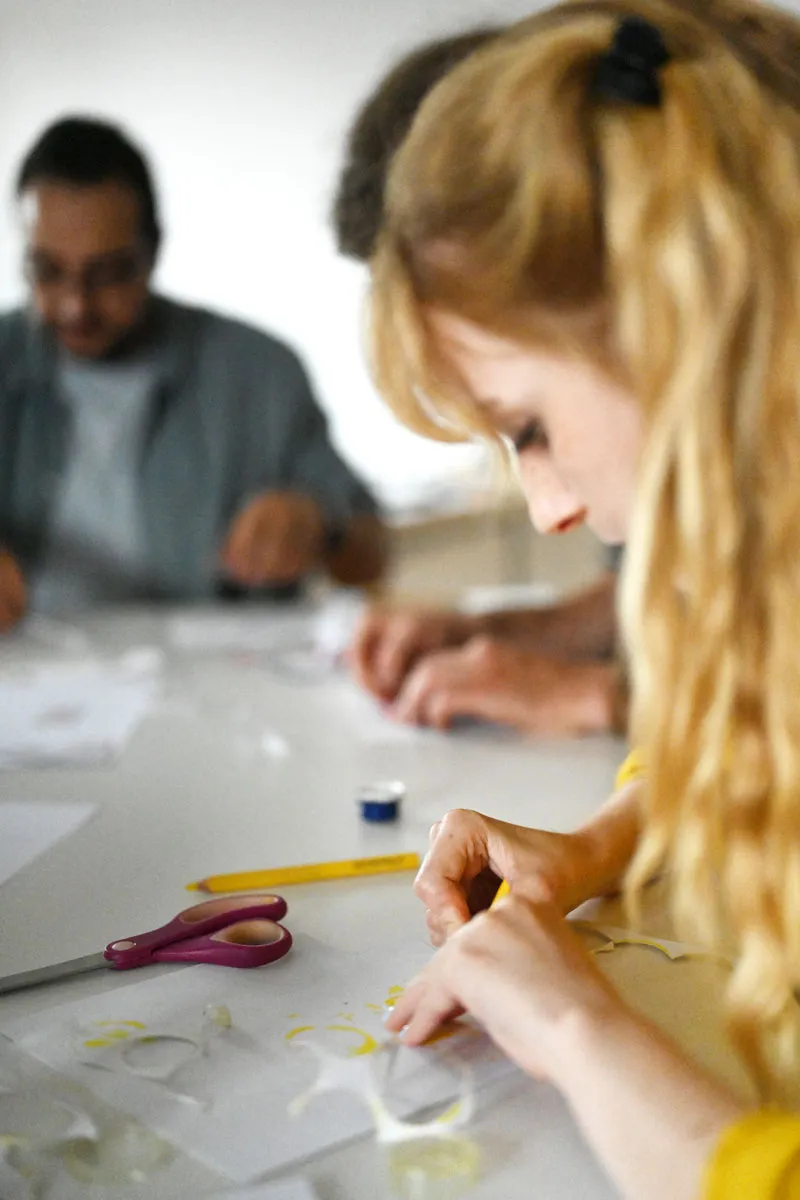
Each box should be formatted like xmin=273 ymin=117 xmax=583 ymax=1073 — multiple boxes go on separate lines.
xmin=384 ymin=986 xmax=405 ymax=1011
xmin=288 ymin=1013 xmax=301 ymax=1020
xmin=365 ymin=1003 xmax=383 ymax=1013
xmin=324 ymin=1025 xmax=379 ymax=1057
xmin=94 ymin=1020 xmax=146 ymax=1029
xmin=435 ymin=1100 xmax=462 ymax=1124
xmin=285 ymin=1025 xmax=316 ymax=1042
xmin=337 ymin=1013 xmax=355 ymax=1021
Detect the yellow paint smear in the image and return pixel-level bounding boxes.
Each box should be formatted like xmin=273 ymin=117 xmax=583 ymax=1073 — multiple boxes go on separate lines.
xmin=285 ymin=1025 xmax=316 ymax=1042
xmin=94 ymin=1020 xmax=146 ymax=1029
xmin=324 ymin=1025 xmax=379 ymax=1057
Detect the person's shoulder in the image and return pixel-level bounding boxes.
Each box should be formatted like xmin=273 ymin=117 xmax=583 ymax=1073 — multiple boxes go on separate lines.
xmin=158 ymin=295 xmax=303 ymax=370
xmin=0 ymin=306 xmax=31 ymax=357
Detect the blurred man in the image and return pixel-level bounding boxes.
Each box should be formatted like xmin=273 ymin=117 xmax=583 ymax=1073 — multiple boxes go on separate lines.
xmin=333 ymin=30 xmax=624 ymax=737
xmin=0 ymin=117 xmax=387 ymax=627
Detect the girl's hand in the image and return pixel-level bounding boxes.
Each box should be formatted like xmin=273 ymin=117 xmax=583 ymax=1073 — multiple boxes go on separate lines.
xmin=387 ymin=897 xmax=622 ymax=1081
xmin=415 ymin=808 xmax=622 ymax=946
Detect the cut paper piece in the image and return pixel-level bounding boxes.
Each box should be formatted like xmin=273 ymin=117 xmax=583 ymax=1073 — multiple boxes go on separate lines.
xmin=0 ymin=1033 xmax=173 ymax=1198
xmin=0 ymin=657 xmax=160 ymax=769
xmin=290 ymin=1037 xmax=482 ymax=1198
xmin=0 ymin=1042 xmax=101 ymax=1200
xmin=1 ymin=935 xmax=517 ymax=1183
xmin=576 ymin=922 xmax=734 ymax=965
xmin=0 ymin=801 xmax=95 ymax=888
xmin=290 ymin=1037 xmax=476 ymax=1145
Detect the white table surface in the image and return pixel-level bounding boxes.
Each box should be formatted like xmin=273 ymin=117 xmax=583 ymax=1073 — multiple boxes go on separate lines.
xmin=0 ymin=607 xmax=752 ymax=1200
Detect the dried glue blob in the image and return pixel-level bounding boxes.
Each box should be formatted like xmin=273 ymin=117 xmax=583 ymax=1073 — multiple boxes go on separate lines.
xmin=203 ymin=1004 xmax=233 ymax=1030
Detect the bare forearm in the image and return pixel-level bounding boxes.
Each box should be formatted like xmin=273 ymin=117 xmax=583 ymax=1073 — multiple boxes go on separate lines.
xmin=326 ymin=514 xmax=390 ymax=587
xmin=571 ymin=782 xmax=643 ymax=900
xmin=552 ymin=1004 xmax=745 ymax=1200
xmin=475 ymin=574 xmax=618 ymax=659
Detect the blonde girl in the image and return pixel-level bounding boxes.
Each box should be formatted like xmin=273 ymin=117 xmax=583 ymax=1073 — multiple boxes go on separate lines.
xmin=370 ymin=0 xmax=800 ymax=1194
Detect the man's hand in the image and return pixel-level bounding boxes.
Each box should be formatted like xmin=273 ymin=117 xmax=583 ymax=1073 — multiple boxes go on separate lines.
xmin=390 ymin=637 xmax=615 ymax=734
xmin=349 ymin=607 xmax=477 ymax=702
xmin=221 ymin=492 xmax=325 ymax=586
xmin=0 ymin=551 xmax=26 ymax=632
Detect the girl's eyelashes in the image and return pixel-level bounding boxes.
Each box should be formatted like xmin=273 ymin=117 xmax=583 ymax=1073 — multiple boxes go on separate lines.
xmin=512 ymin=419 xmax=548 ymax=453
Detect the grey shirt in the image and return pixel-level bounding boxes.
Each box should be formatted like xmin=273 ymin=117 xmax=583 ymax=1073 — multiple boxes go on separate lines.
xmin=31 ymin=352 xmax=158 ymax=611
xmin=0 ymin=296 xmax=379 ymax=605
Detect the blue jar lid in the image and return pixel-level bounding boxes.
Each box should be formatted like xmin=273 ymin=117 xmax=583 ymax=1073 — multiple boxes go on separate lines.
xmin=357 ymin=781 xmax=406 ymax=823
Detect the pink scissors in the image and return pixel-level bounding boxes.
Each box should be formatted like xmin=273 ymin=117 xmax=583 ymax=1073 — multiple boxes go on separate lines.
xmin=0 ymin=895 xmax=292 ymax=997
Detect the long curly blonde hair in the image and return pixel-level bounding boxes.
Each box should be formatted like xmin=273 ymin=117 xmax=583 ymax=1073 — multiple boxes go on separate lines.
xmin=369 ymin=0 xmax=800 ymax=1095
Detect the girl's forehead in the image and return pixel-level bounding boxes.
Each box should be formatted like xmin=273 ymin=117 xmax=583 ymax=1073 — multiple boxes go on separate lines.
xmin=427 ymin=310 xmax=525 ymax=360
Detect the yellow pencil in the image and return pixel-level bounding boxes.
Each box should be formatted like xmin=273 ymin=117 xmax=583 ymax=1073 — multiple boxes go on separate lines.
xmin=491 ymin=879 xmax=511 ymax=905
xmin=187 ymin=852 xmax=421 ymax=894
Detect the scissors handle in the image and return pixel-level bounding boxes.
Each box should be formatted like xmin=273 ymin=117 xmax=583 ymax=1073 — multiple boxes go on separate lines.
xmin=104 ymin=894 xmax=288 ymax=969
xmin=150 ymin=919 xmax=293 ymax=968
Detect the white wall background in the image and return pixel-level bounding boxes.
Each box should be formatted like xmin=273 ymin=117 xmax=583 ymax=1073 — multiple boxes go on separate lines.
xmin=0 ymin=0 xmax=546 ymax=508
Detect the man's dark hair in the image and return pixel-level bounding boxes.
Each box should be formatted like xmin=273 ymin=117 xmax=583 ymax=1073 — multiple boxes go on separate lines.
xmin=332 ymin=27 xmax=500 ymax=263
xmin=17 ymin=116 xmax=162 ymax=258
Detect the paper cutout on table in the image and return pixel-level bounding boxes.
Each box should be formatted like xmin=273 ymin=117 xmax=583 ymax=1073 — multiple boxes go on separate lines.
xmin=577 ymin=922 xmax=734 ymax=965
xmin=0 ymin=1034 xmax=101 ymax=1200
xmin=76 ymin=1005 xmax=240 ymax=1108
xmin=0 ymin=1033 xmax=175 ymax=1199
xmin=0 ymin=657 xmax=160 ymax=769
xmin=1 ymin=935 xmax=517 ymax=1183
xmin=290 ymin=1035 xmax=476 ymax=1144
xmin=0 ymin=801 xmax=95 ymax=889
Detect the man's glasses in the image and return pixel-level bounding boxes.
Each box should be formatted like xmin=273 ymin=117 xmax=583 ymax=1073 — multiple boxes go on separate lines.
xmin=24 ymin=247 xmax=148 ymax=294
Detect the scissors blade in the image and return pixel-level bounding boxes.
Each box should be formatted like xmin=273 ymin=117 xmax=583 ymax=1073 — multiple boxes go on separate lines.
xmin=0 ymin=952 xmax=110 ymax=997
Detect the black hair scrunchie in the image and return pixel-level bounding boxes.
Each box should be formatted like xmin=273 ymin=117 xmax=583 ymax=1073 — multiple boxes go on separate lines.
xmin=592 ymin=14 xmax=671 ymax=107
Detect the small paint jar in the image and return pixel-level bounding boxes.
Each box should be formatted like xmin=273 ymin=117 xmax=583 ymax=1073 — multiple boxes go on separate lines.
xmin=357 ymin=781 xmax=406 ymax=823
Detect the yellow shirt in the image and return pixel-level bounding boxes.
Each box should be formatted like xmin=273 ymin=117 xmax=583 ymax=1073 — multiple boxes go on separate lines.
xmin=705 ymin=1112 xmax=800 ymax=1198
xmin=614 ymin=754 xmax=800 ymax=1196
xmin=615 ymin=748 xmax=647 ymax=790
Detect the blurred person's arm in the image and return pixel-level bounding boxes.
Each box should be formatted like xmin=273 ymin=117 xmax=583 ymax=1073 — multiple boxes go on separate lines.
xmin=474 ymin=573 xmax=618 ymax=659
xmin=0 ymin=549 xmax=26 ymax=631
xmin=222 ymin=340 xmax=388 ymax=589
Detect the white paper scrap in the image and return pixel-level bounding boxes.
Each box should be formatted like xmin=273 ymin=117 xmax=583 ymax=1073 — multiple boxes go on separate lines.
xmin=0 ymin=659 xmax=159 ymax=769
